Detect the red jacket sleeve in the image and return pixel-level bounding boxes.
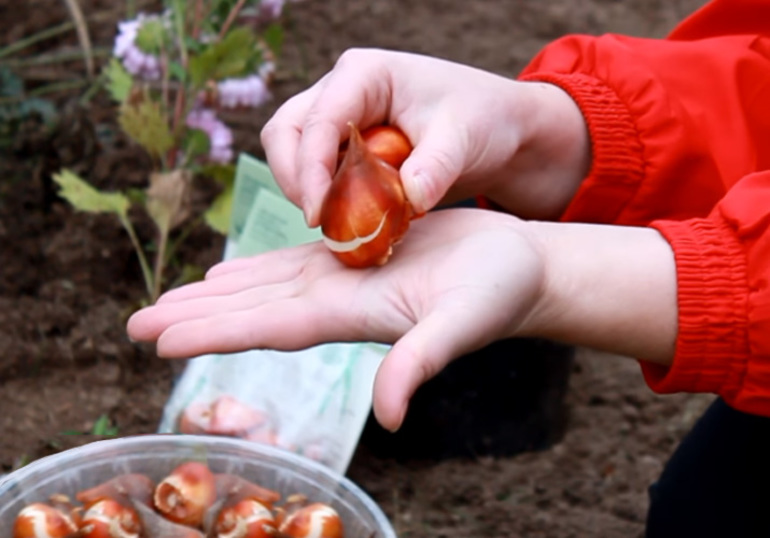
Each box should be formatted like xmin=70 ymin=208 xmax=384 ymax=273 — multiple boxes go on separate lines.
xmin=644 ymin=173 xmax=770 ymax=415
xmin=518 ymin=1 xmax=770 ymax=415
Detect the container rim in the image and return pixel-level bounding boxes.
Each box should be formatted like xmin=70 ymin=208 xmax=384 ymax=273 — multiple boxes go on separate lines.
xmin=0 ymin=434 xmax=395 ymax=536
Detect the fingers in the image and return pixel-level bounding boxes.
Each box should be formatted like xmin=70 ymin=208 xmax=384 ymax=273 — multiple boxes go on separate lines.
xmin=398 ymin=116 xmax=468 ymax=214
xmin=127 ymin=280 xmax=303 ymax=343
xmin=372 ymin=305 xmax=492 ymax=432
xmin=153 ymin=298 xmax=332 ymax=358
xmin=260 ymin=84 xmax=323 ymax=213
xmin=153 ymin=277 xmax=380 ymax=357
xmin=127 ymin=245 xmax=328 ymax=342
xmin=262 ymin=49 xmax=396 ymax=226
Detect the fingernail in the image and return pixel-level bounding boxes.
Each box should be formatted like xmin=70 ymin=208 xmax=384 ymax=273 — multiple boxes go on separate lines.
xmin=403 ymin=170 xmax=429 ymax=214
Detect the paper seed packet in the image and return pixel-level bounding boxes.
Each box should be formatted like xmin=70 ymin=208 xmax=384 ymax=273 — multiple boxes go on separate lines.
xmin=158 ymin=154 xmax=388 ymax=473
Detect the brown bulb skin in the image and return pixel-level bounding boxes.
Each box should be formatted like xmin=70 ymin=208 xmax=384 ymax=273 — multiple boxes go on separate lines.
xmin=338 ymin=124 xmax=412 ymax=170
xmin=320 ymin=123 xmax=413 ymax=268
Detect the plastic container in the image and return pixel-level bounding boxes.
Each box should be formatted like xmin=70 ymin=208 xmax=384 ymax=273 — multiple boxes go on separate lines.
xmin=0 ymin=434 xmax=395 ymax=537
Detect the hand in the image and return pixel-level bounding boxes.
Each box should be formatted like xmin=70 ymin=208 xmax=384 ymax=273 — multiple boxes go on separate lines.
xmin=127 ymin=211 xmax=678 ymax=432
xmin=261 ymin=48 xmax=590 ymax=226
xmin=127 ymin=208 xmax=546 ymax=431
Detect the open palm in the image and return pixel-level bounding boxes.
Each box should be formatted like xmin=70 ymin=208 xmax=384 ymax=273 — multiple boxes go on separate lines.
xmin=127 ymin=208 xmax=545 ymax=430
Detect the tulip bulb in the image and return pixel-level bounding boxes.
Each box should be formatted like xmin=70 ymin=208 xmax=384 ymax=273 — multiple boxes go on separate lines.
xmin=12 ymin=503 xmax=78 ymax=538
xmin=214 ymin=498 xmax=277 ymax=537
xmin=277 ymin=502 xmax=343 ymax=538
xmin=154 ymin=461 xmax=216 ymax=528
xmin=320 ymin=123 xmax=414 ymax=268
xmin=78 ymin=498 xmax=142 ymax=538
xmin=337 ymin=125 xmax=412 ymax=170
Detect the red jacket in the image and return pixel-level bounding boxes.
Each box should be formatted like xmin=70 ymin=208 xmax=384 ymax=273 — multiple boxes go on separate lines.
xmin=519 ymin=0 xmax=770 ymax=415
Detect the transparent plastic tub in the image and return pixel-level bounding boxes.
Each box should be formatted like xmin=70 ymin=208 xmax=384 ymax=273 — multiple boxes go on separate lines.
xmin=0 ymin=434 xmax=395 ymax=537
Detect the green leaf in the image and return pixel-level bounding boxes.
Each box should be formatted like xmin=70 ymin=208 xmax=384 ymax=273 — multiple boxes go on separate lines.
xmin=90 ymin=414 xmax=119 ymax=436
xmin=200 ymin=163 xmax=236 ymax=185
xmin=104 ymin=58 xmax=133 ymax=103
xmin=119 ymin=99 xmax=174 ymax=158
xmin=126 ymin=187 xmax=147 ymax=206
xmin=204 ymin=181 xmax=233 ymax=234
xmin=262 ymin=23 xmax=284 ymax=58
xmin=189 ymin=27 xmax=261 ymax=87
xmin=183 ymin=128 xmax=210 ymax=160
xmin=168 ymin=60 xmax=187 ymax=82
xmin=52 ymin=169 xmax=130 ymax=216
xmin=134 ymin=18 xmax=167 ymax=54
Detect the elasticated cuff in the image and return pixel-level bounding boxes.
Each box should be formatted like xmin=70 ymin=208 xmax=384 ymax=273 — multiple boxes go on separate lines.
xmin=519 ymin=72 xmax=646 ymax=224
xmin=642 ymin=218 xmax=750 ymax=399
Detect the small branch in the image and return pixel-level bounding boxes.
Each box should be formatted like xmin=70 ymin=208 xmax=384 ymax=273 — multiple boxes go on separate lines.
xmin=0 ymin=47 xmax=110 ymax=68
xmin=160 ymin=51 xmax=171 ymax=116
xmin=172 ymin=0 xmax=188 ymax=67
xmin=218 ymin=0 xmax=247 ymax=40
xmin=61 ymin=0 xmax=95 ymax=78
xmin=151 ymin=226 xmax=170 ymax=303
xmin=192 ymin=0 xmax=205 ymax=39
xmin=119 ymin=215 xmax=155 ymax=301
xmin=164 ymin=216 xmax=203 ymax=269
xmin=26 ymin=79 xmax=89 ymax=97
xmin=0 ymin=22 xmax=74 ymax=60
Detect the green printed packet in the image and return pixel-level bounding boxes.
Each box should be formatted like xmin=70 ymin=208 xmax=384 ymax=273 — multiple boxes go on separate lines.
xmin=225 ymin=153 xmax=322 ymax=258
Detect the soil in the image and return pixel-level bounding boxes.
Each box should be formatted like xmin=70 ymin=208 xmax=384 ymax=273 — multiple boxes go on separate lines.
xmin=0 ymin=0 xmax=713 ymax=536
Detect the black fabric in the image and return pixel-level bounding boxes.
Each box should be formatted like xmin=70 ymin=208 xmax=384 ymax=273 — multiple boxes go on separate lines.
xmin=646 ymin=398 xmax=770 ymax=538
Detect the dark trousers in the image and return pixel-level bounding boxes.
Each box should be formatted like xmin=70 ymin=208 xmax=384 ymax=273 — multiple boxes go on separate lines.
xmin=646 ymin=398 xmax=770 ymax=537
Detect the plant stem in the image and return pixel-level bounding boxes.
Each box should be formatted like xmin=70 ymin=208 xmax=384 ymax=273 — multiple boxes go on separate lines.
xmin=62 ymin=0 xmax=95 ymax=78
xmin=0 ymin=22 xmax=75 ymax=60
xmin=164 ymin=215 xmax=202 ymax=268
xmin=27 ymin=79 xmax=89 ymax=97
xmin=126 ymin=0 xmax=137 ymax=18
xmin=218 ymin=0 xmax=247 ymax=40
xmin=172 ymin=0 xmax=188 ymax=67
xmin=119 ymin=215 xmax=155 ymax=301
xmin=78 ymin=74 xmax=106 ymax=105
xmin=152 ymin=226 xmax=170 ymax=303
xmin=192 ymin=0 xmax=205 ymax=39
xmin=0 ymin=47 xmax=110 ymax=68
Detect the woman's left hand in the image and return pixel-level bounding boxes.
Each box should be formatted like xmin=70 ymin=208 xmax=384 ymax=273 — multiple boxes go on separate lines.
xmin=127 ymin=208 xmax=545 ymax=431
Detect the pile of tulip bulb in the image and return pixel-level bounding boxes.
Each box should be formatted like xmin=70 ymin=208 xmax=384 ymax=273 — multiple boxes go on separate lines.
xmin=12 ymin=461 xmax=344 ymax=538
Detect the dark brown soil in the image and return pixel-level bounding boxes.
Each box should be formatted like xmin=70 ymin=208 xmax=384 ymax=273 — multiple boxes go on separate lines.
xmin=0 ymin=0 xmax=712 ymax=536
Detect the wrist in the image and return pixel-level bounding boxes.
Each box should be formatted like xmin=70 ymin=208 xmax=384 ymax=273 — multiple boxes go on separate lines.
xmin=485 ymin=82 xmax=590 ymax=220
xmin=517 ymin=221 xmax=677 ymax=364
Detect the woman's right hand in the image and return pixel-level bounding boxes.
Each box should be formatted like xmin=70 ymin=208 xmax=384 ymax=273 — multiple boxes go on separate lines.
xmin=260 ymin=48 xmax=590 ymax=227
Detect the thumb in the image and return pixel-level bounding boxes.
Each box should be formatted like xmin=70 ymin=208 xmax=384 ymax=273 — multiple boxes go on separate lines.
xmin=372 ymin=308 xmax=489 ymax=432
xmin=399 ymin=121 xmax=467 ymax=214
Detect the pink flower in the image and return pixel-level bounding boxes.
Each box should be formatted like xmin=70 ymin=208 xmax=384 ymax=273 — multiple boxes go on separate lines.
xmin=217 ymin=74 xmax=272 ymax=109
xmin=185 ymin=109 xmax=234 ymax=164
xmin=258 ymin=0 xmax=286 ymax=20
xmin=113 ymin=16 xmax=162 ymax=80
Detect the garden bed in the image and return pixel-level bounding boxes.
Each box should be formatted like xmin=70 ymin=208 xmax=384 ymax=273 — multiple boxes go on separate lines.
xmin=0 ymin=0 xmax=712 ymax=535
